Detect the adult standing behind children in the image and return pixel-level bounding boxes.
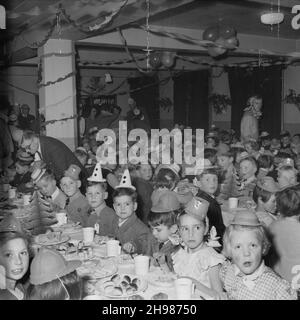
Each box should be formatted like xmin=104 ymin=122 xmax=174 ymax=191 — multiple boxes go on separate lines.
xmin=17 ymin=104 xmax=35 ymax=131
xmin=0 ymin=95 xmax=14 ymax=173
xmin=240 ymin=95 xmax=262 ymax=143
xmin=21 ymin=130 xmax=88 ymax=191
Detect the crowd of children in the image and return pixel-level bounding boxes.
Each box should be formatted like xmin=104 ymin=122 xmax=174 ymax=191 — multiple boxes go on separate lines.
xmin=0 ymin=125 xmax=300 ymax=300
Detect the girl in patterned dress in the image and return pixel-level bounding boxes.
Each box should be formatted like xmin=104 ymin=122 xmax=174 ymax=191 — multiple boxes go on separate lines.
xmin=220 ymin=211 xmax=297 ymax=300
xmin=172 ymin=197 xmax=226 ymax=299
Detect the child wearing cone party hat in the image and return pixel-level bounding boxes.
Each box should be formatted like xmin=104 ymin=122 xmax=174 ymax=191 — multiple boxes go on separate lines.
xmin=111 ymin=169 xmax=152 ymax=255
xmin=60 ymin=164 xmax=89 ymax=226
xmin=84 ymin=162 xmax=117 ymax=237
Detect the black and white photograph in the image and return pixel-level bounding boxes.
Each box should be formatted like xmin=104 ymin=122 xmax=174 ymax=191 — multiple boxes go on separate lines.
xmin=0 ymin=0 xmax=300 ymax=304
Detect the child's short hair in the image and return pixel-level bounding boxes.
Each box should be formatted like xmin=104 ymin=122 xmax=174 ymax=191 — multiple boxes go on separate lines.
xmin=112 ymin=187 xmax=137 ymax=202
xmin=0 ymin=231 xmax=30 ymax=248
xmin=197 ymin=167 xmax=219 ymax=180
xmin=252 ymin=185 xmax=273 ymax=204
xmin=244 ymin=140 xmax=260 ymax=152
xmin=231 ymin=147 xmax=246 ymax=164
xmin=148 ymin=210 xmax=178 ymax=228
xmin=74 ymin=149 xmax=88 ymax=159
xmin=38 ymin=169 xmax=55 ymax=183
xmin=217 ymin=149 xmax=234 ymax=159
xmin=28 ymin=270 xmax=82 ymax=300
xmin=176 ymin=209 xmax=207 ymax=226
xmin=219 ymin=130 xmax=231 ymax=144
xmin=239 ymin=156 xmax=258 ymax=169
xmin=222 ymin=224 xmax=270 ymax=258
xmin=257 ymin=154 xmax=274 ymax=170
xmin=204 ymin=148 xmax=218 ymax=164
xmin=153 ymin=168 xmax=179 ymax=189
xmin=87 ymin=181 xmax=107 ymax=192
xmin=276 ymin=185 xmax=300 ymax=219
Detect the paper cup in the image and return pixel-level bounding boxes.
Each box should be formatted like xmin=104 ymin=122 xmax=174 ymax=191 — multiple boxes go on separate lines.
xmin=175 ymin=278 xmax=194 ymax=300
xmin=228 ymin=197 xmax=238 ymax=209
xmin=8 ymin=187 xmax=17 ymax=199
xmin=134 ymin=255 xmax=150 ymax=276
xmin=23 ymin=194 xmax=32 ymax=206
xmin=55 ymin=212 xmax=67 ymax=226
xmin=106 ymin=240 xmax=121 ymax=257
xmin=82 ymin=227 xmax=95 ymax=244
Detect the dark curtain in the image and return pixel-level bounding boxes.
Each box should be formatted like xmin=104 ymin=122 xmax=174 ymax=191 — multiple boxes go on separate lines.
xmin=228 ymin=66 xmax=283 ymax=138
xmin=173 ymin=70 xmax=209 ymax=131
xmin=128 ymin=75 xmax=160 ymax=128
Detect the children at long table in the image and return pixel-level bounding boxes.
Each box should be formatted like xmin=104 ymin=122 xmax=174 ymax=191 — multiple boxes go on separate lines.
xmin=3 ymin=127 xmax=300 ymax=300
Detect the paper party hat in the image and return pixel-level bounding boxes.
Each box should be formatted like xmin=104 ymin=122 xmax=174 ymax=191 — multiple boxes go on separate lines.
xmin=87 ymin=162 xmax=106 ymax=182
xmin=115 ymin=169 xmax=136 ymax=190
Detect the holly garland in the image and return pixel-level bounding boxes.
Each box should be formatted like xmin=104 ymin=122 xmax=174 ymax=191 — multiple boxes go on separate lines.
xmin=208 ymin=93 xmax=231 ymax=114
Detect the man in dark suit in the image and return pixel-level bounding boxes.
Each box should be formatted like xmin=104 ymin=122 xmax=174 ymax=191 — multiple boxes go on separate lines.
xmin=20 ymin=130 xmax=88 ymax=191
xmin=18 ymin=104 xmax=36 ymax=131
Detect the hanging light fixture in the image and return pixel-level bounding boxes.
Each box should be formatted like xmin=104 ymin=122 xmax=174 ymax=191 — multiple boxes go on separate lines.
xmin=261 ymin=0 xmax=284 ymax=25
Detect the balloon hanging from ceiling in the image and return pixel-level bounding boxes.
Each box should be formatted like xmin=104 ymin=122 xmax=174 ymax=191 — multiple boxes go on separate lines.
xmin=149 ymin=51 xmax=162 ymax=69
xmin=161 ymin=51 xmax=176 ymax=68
xmin=149 ymin=51 xmax=177 ymax=69
xmin=203 ymin=24 xmax=239 ymax=58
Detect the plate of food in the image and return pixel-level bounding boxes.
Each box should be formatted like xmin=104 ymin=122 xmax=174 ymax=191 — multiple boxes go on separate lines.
xmin=35 ymin=232 xmax=70 ymax=246
xmin=96 ymin=274 xmax=147 ymax=298
xmin=76 ymin=259 xmax=118 ymax=280
xmin=147 ymin=271 xmax=177 ymax=287
xmin=52 ymin=222 xmax=82 ymax=233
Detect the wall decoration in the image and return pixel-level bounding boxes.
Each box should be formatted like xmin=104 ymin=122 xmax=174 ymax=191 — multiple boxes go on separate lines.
xmin=284 ymin=89 xmax=300 ymax=111
xmin=157 ymin=97 xmax=173 ymax=112
xmin=208 ymin=93 xmax=232 ymax=114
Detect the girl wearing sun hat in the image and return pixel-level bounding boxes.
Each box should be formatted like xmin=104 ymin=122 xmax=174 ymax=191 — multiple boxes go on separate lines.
xmin=28 ymin=248 xmax=82 ymax=300
xmin=220 ymin=210 xmax=296 ymax=300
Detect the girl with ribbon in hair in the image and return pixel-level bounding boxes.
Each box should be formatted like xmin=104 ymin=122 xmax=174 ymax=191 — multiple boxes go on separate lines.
xmin=172 ymin=197 xmax=226 ymax=299
xmin=240 ymin=95 xmax=262 ymax=143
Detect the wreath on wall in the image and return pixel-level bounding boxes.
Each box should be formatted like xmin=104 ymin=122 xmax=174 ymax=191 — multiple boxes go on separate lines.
xmin=284 ymin=89 xmax=300 ymax=111
xmin=208 ymin=93 xmax=232 ymax=114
